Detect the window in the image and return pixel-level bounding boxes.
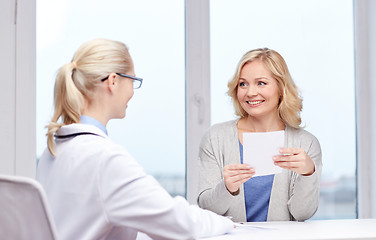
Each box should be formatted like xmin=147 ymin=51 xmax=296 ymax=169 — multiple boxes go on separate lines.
xmin=210 ymin=0 xmax=356 ymax=219
xmin=2 ymin=0 xmax=374 ymax=220
xmin=36 ymin=0 xmax=185 ymax=196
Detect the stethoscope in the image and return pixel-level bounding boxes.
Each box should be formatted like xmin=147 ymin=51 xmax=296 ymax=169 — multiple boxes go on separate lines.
xmin=55 ymin=132 xmax=100 ymax=139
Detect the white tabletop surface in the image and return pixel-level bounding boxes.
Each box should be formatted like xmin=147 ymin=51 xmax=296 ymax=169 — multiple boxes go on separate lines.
xmin=200 ymin=219 xmax=376 ymax=240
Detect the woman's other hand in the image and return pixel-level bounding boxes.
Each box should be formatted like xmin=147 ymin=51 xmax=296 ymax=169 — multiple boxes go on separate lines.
xmin=223 ymin=164 xmax=255 ymax=194
xmin=273 ymin=148 xmax=315 ymax=176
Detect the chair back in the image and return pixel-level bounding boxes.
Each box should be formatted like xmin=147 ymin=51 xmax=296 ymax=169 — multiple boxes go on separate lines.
xmin=0 ymin=174 xmax=58 ymax=240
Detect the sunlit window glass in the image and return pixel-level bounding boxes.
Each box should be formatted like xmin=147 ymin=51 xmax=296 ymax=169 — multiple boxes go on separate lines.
xmin=37 ymin=0 xmax=185 ymax=196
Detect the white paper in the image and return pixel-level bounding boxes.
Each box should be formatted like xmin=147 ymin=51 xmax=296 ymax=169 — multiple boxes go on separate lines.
xmin=243 ymin=131 xmax=284 ymax=177
xmin=234 ymin=223 xmax=278 ymax=231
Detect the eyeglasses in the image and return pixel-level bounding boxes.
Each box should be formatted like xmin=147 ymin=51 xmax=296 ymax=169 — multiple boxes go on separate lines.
xmin=101 ymin=73 xmax=143 ymax=89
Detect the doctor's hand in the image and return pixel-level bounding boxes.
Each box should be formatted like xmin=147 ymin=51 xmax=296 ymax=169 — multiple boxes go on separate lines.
xmin=273 ymin=148 xmax=315 ymax=176
xmin=223 ymin=164 xmax=255 ymax=195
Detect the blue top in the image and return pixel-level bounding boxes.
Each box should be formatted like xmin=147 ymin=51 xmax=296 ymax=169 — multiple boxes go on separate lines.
xmin=80 ymin=115 xmax=108 ymax=135
xmin=239 ymin=141 xmax=274 ymax=222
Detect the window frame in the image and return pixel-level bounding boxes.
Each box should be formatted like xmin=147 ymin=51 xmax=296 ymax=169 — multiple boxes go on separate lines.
xmin=185 ymin=0 xmax=211 ymax=203
xmin=354 ymin=0 xmax=376 ymax=218
xmin=0 ymin=0 xmax=36 ymax=178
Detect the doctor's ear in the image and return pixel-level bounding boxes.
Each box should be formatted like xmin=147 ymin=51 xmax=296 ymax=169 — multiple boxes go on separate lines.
xmin=106 ymin=73 xmax=118 ymax=93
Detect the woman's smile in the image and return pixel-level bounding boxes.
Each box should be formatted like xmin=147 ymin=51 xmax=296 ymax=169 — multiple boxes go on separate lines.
xmin=246 ymin=100 xmax=264 ymax=107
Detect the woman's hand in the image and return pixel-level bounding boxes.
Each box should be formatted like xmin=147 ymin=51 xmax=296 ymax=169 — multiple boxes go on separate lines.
xmin=223 ymin=164 xmax=255 ymax=194
xmin=273 ymin=148 xmax=315 ymax=176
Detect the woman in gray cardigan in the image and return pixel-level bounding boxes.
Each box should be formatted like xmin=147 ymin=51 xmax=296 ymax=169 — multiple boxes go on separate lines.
xmin=196 ymin=48 xmax=322 ymax=222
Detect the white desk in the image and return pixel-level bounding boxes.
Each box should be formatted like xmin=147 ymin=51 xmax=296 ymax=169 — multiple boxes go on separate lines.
xmin=200 ymin=219 xmax=376 ymax=240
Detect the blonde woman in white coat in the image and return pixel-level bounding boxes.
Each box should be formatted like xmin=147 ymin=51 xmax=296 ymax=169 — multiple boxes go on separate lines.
xmin=37 ymin=39 xmax=234 ymax=240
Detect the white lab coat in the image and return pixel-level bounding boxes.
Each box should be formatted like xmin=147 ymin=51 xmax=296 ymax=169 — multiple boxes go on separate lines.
xmin=37 ymin=124 xmax=233 ymax=240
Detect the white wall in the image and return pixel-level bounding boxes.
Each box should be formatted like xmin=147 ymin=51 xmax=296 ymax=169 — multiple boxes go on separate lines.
xmin=0 ymin=0 xmax=36 ymax=178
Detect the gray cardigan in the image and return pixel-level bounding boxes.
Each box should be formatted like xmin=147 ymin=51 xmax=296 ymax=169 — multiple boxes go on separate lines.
xmin=196 ymin=120 xmax=322 ymax=222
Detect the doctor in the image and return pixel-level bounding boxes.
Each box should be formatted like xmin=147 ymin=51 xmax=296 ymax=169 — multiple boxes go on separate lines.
xmin=37 ymin=38 xmax=234 ymax=240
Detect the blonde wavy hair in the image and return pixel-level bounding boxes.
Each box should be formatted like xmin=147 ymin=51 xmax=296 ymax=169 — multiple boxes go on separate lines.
xmin=47 ymin=39 xmax=133 ymax=156
xmin=227 ymin=48 xmax=302 ymax=128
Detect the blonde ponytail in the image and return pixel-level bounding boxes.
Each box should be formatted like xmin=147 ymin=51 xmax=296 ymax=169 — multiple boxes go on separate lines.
xmin=47 ymin=62 xmax=84 ymax=155
xmin=46 ymin=39 xmax=133 ymax=156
